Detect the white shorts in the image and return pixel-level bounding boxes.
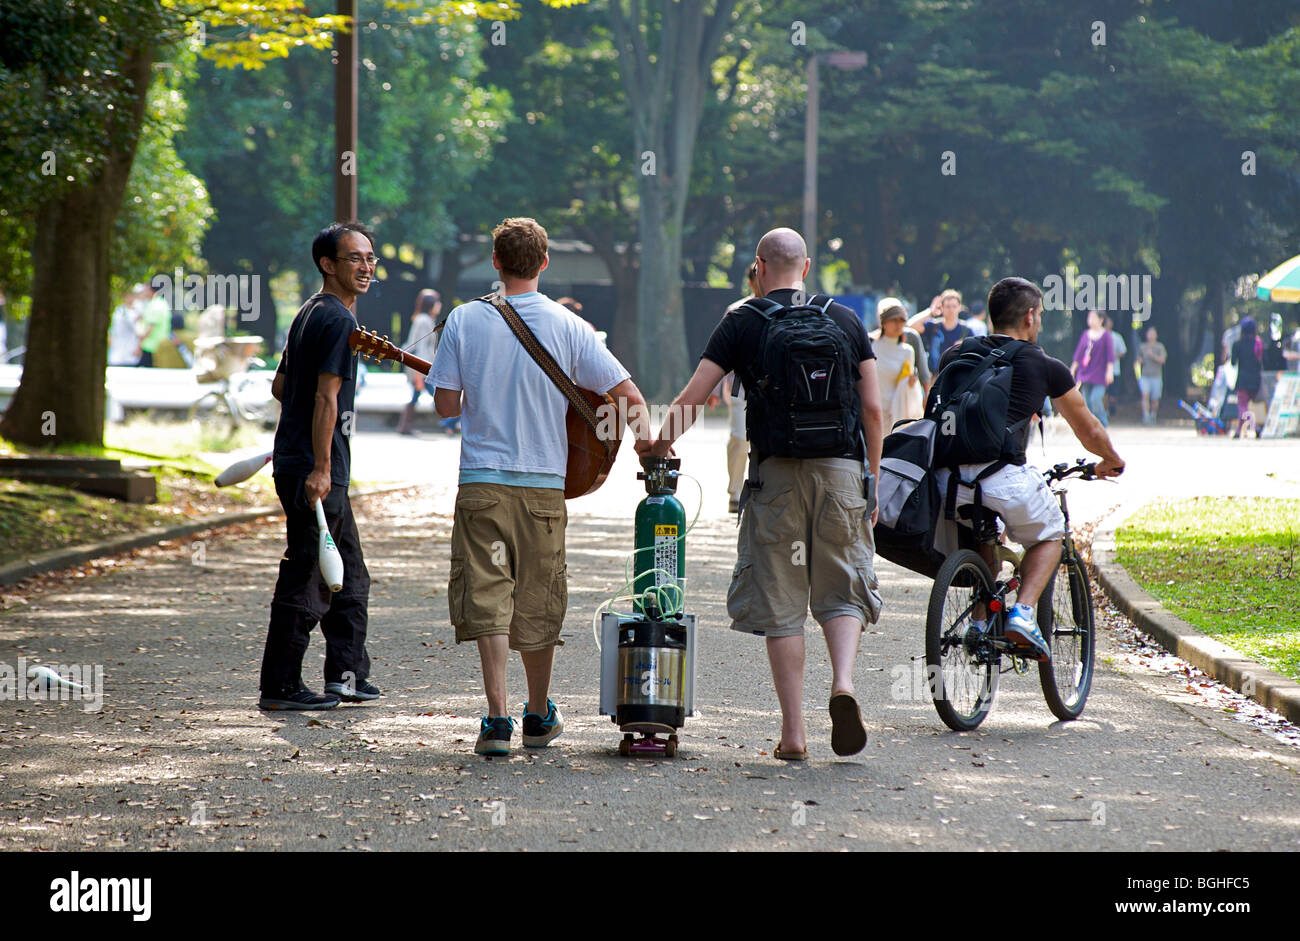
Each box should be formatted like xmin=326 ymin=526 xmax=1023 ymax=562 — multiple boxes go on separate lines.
xmin=934 ymin=463 xmax=1065 ymax=552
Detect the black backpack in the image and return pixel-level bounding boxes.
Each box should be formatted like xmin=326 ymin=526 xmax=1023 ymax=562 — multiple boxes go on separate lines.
xmin=742 ymin=293 xmax=861 ymax=461
xmin=926 ymin=338 xmax=1033 ymax=468
xmin=925 ymin=337 xmax=1042 ymax=529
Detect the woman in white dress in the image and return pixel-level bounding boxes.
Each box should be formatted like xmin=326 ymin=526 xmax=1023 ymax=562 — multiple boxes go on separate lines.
xmin=870 ymin=298 xmax=923 ymax=434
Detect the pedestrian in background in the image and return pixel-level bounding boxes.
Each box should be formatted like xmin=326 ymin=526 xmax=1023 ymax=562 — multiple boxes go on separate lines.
xmin=136 ymin=283 xmax=171 ymax=367
xmin=397 ymin=289 xmax=441 ymax=436
xmin=912 ymin=289 xmax=972 ymax=376
xmin=1231 ymin=316 xmax=1263 ymax=438
xmin=1071 ymin=310 xmax=1114 ymax=426
xmin=1137 ymin=325 xmax=1166 ymax=425
xmin=870 ymin=297 xmax=922 ymax=433
xmin=1104 ymin=313 xmax=1128 ymax=418
xmin=109 ymin=286 xmax=144 ymax=367
xmin=896 ymin=304 xmax=931 ymax=393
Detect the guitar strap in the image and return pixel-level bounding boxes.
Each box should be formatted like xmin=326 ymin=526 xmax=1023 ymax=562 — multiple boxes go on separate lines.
xmin=479 ymin=293 xmax=610 ymax=452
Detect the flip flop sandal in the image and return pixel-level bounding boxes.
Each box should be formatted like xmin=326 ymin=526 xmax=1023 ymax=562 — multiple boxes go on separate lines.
xmin=829 ymin=693 xmax=867 ymax=756
xmin=773 ymin=741 xmax=808 ymax=761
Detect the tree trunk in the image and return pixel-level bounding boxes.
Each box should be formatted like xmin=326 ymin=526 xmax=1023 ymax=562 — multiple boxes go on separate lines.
xmin=437 ymin=244 xmax=464 ymax=309
xmin=634 ymin=172 xmax=688 ymax=401
xmin=609 ymin=0 xmax=735 ymax=402
xmin=1153 ymin=273 xmax=1189 ymax=400
xmin=583 ymin=228 xmax=639 ymax=370
xmin=0 ymin=46 xmax=154 ymax=447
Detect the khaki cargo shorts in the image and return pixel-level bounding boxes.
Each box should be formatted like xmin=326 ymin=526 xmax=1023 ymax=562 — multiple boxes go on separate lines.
xmin=728 ymin=457 xmax=883 ymax=638
xmin=448 ymin=483 xmax=568 ymax=652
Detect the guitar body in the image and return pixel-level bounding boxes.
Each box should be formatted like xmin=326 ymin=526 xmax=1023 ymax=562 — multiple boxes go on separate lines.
xmin=565 ymin=388 xmax=622 ymax=499
xmin=350 ymin=327 xmax=622 ymax=500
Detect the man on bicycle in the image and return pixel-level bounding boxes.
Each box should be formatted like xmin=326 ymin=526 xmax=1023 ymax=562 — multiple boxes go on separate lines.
xmin=934 ymin=277 xmax=1124 ymax=660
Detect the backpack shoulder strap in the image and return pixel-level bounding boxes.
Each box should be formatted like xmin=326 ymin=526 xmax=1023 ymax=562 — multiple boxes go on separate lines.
xmin=1000 ymin=338 xmax=1031 ymax=362
xmin=947 ymin=339 xmax=1029 ymax=398
xmin=943 ymin=459 xmax=1009 ymax=521
xmin=738 ymin=297 xmax=784 ymax=320
xmin=809 ymin=293 xmax=834 ymax=313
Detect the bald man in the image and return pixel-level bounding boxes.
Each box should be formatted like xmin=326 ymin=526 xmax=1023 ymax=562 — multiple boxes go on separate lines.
xmin=638 ymin=227 xmax=884 ymax=760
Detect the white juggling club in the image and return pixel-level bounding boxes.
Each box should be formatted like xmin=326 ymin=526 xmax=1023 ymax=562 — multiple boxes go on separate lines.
xmin=214 ymin=451 xmax=273 ymax=487
xmin=315 ymin=499 xmax=344 ymax=592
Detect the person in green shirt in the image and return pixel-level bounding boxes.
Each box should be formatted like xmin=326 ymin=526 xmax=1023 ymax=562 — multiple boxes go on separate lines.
xmin=137 ymin=284 xmax=171 ymax=367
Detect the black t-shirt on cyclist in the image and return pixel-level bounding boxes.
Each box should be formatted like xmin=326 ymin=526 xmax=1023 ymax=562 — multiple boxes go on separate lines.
xmin=938 ymin=335 xmax=1076 ymax=426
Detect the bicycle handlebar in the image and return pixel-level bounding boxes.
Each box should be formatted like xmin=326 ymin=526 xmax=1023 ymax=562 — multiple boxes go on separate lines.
xmin=1044 ymin=458 xmax=1106 ymax=483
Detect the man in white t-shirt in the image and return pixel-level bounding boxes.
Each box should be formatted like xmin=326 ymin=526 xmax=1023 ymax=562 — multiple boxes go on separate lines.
xmin=431 ymin=217 xmax=649 ymax=756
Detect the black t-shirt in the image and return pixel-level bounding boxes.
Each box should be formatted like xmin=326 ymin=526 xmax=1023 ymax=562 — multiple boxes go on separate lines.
xmin=700 ymin=289 xmax=875 ymax=458
xmin=1231 ymin=335 xmax=1263 ymax=391
xmin=273 ymin=293 xmax=357 ymax=486
xmin=938 ymin=335 xmax=1076 ymax=426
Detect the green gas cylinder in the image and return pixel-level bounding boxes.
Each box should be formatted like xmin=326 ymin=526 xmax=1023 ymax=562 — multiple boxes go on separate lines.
xmin=634 ymin=456 xmax=686 ymax=618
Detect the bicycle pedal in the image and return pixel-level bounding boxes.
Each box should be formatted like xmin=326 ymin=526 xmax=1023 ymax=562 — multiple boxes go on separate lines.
xmin=1008 ymin=643 xmax=1049 ymax=663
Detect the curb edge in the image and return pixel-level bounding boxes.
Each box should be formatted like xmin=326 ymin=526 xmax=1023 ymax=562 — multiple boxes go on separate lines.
xmin=1091 ymin=503 xmax=1300 ymax=726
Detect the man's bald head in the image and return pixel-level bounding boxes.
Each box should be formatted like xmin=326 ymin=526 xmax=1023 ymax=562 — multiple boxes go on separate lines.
xmin=756 ymin=228 xmax=808 ymax=285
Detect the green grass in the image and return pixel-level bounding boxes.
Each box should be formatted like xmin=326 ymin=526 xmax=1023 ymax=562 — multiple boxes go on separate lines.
xmin=105 ymin=414 xmax=262 ymax=461
xmin=0 ymin=479 xmax=173 ymax=563
xmin=0 ymin=422 xmax=277 ymax=567
xmin=1116 ymin=497 xmax=1300 ymax=682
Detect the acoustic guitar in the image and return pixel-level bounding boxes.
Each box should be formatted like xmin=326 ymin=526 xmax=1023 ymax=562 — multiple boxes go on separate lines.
xmin=348 ymin=328 xmax=621 ymax=499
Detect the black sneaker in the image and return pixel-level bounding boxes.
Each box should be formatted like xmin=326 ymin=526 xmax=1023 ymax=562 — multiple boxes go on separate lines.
xmin=522 ymin=699 xmax=564 ymax=748
xmin=258 ymin=688 xmax=341 ymax=711
xmin=475 ymin=716 xmax=514 ymax=756
xmin=324 ymin=678 xmax=382 ymax=702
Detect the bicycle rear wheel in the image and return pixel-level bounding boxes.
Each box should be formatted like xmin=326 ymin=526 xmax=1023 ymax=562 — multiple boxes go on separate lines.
xmin=926 ymin=549 xmax=998 ymax=731
xmin=1037 ymin=544 xmax=1095 ymax=720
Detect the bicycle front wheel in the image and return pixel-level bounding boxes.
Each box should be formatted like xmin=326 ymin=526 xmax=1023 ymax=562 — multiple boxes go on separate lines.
xmin=926 ymin=549 xmax=998 ymax=731
xmin=1037 ymin=544 xmax=1095 ymax=720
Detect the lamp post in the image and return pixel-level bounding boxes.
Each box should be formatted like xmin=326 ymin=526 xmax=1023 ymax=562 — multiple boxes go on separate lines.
xmin=803 ymin=50 xmax=867 ymax=287
xmin=335 ymin=0 xmax=358 ymax=223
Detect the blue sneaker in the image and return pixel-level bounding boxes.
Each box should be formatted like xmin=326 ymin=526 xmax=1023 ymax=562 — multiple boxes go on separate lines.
xmin=522 ymin=699 xmax=564 ymax=748
xmin=475 ymin=716 xmax=514 ymax=756
xmin=1005 ymin=604 xmax=1051 ymax=662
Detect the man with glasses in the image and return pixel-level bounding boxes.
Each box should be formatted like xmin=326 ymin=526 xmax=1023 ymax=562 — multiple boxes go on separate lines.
xmin=259 ymin=222 xmax=380 ymax=710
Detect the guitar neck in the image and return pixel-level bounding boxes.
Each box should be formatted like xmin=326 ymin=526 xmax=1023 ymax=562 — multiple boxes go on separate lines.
xmin=349 ymin=328 xmax=432 ymax=375
xmin=393 ymin=350 xmax=432 ymax=375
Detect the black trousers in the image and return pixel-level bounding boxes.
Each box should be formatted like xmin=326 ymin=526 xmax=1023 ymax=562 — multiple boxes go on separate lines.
xmin=259 ymin=476 xmax=371 ymax=696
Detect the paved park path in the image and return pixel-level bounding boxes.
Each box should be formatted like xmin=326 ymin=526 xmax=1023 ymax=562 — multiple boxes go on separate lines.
xmin=1 ymin=422 xmax=1297 ymax=851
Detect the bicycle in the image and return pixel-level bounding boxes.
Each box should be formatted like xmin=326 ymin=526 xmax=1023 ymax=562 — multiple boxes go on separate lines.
xmin=925 ymin=458 xmax=1101 ymax=732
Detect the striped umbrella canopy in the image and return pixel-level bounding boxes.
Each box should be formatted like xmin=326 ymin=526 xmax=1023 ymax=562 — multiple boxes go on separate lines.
xmin=1257 ymin=254 xmax=1300 ymax=302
